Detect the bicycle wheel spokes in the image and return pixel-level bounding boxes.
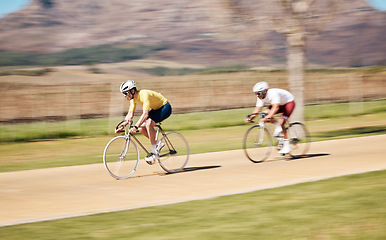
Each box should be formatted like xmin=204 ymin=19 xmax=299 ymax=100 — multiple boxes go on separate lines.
xmin=243 ymin=125 xmax=272 ymax=163
xmin=287 ymin=122 xmax=311 ymax=156
xmin=158 ymin=132 xmax=189 ymax=173
xmin=103 ymin=136 xmax=139 ymax=179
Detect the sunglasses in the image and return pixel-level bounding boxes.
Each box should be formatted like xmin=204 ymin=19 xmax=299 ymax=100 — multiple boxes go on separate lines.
xmin=123 ymin=91 xmax=130 ymax=96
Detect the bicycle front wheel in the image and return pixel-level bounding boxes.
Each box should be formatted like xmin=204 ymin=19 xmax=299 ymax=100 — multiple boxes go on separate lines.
xmin=243 ymin=125 xmax=272 ymax=163
xmin=158 ymin=132 xmax=189 ymax=173
xmin=287 ymin=122 xmax=311 ymax=157
xmin=103 ymin=136 xmax=140 ymax=180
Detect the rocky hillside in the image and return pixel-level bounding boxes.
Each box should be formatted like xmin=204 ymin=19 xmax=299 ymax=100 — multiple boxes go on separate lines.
xmin=0 ymin=0 xmax=385 ymax=67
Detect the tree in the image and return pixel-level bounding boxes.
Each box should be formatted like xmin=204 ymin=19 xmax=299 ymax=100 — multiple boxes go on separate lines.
xmin=211 ymin=0 xmax=340 ymax=121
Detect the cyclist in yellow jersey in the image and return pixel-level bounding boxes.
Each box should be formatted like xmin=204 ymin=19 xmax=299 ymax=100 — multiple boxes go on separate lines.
xmin=116 ymin=80 xmax=172 ymax=163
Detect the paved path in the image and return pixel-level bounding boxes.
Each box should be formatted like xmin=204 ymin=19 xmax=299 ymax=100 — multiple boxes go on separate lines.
xmin=1 ymin=135 xmax=385 ymax=227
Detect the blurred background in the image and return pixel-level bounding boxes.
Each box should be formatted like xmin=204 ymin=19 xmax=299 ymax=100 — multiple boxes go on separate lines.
xmin=0 ymin=0 xmax=385 ymax=142
xmin=1 ymin=2 xmax=385 ymax=237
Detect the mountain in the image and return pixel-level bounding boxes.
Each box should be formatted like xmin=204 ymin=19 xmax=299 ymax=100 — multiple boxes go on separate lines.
xmin=0 ymin=0 xmax=385 ymax=67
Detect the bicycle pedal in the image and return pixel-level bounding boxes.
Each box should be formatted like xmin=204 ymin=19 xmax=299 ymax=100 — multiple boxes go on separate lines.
xmin=144 ymin=155 xmax=156 ymax=165
xmin=146 ymin=160 xmax=155 ymax=165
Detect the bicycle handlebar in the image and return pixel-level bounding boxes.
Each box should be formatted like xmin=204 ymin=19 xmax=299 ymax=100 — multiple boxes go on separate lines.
xmin=115 ymin=120 xmax=134 ymax=134
xmin=246 ymin=112 xmax=267 ymax=118
xmin=115 ymin=120 xmax=128 ymax=130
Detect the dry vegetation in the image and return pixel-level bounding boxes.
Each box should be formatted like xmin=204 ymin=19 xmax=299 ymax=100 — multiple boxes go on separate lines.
xmin=0 ymin=61 xmax=385 ymax=123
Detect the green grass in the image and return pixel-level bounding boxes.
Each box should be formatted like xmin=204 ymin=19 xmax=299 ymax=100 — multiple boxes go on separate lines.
xmin=0 ymin=100 xmax=385 ymax=238
xmin=315 ymin=125 xmax=386 ymax=138
xmin=305 ymin=100 xmax=386 ymax=119
xmin=1 ymin=170 xmax=385 ymax=239
xmin=1 ymin=99 xmax=385 ymax=143
xmin=0 ymin=100 xmax=386 ymax=173
xmin=0 ymin=115 xmax=385 ymax=173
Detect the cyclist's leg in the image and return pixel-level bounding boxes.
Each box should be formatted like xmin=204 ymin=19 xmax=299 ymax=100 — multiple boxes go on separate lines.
xmin=149 ymin=102 xmax=172 ymax=123
xmin=145 ymin=119 xmax=157 ymax=146
xmin=147 ymin=102 xmax=172 ymax=151
xmin=139 ymin=102 xmax=172 ymax=140
xmin=281 ymin=101 xmax=295 ymax=139
xmin=138 ymin=125 xmax=148 ymax=137
xmin=279 ymin=117 xmax=288 ymax=138
xmin=279 ymin=113 xmax=291 ymax=154
xmin=137 ymin=119 xmax=156 ymax=148
xmin=267 ymin=105 xmax=283 ymax=135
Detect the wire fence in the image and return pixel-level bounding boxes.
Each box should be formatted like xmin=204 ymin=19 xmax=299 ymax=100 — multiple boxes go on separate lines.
xmin=0 ymin=72 xmax=385 ymax=124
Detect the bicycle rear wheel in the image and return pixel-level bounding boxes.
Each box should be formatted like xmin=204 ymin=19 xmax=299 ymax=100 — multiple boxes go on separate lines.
xmin=158 ymin=132 xmax=189 ymax=173
xmin=103 ymin=136 xmax=140 ymax=179
xmin=243 ymin=125 xmax=272 ymax=163
xmin=287 ymin=122 xmax=311 ymax=156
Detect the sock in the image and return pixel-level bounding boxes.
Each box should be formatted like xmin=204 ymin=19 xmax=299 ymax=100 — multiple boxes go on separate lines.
xmin=152 ymin=144 xmax=157 ymax=154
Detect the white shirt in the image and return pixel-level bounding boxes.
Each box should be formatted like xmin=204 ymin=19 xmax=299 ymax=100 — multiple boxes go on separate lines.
xmin=255 ymin=88 xmax=295 ymax=107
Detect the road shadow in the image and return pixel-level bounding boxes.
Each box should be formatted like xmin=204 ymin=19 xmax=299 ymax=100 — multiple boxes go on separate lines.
xmin=287 ymin=153 xmax=330 ymax=160
xmin=163 ymin=165 xmax=222 ymax=175
xmin=267 ymin=153 xmax=330 ymax=163
xmin=130 ymin=165 xmax=221 ymax=178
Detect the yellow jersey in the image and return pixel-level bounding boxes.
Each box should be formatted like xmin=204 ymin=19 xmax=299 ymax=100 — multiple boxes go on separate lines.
xmin=129 ymin=90 xmax=168 ymax=112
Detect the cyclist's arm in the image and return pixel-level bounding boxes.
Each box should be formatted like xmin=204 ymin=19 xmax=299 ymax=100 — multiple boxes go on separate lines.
xmin=133 ymin=94 xmax=153 ymax=129
xmin=127 ymin=109 xmax=149 ymax=134
xmin=134 ymin=108 xmax=150 ymax=129
xmin=266 ymin=103 xmax=279 ymax=119
xmin=123 ymin=99 xmax=135 ymax=126
xmin=115 ymin=111 xmax=133 ymax=134
xmin=124 ymin=111 xmax=134 ymax=125
xmin=245 ymin=106 xmax=263 ymax=122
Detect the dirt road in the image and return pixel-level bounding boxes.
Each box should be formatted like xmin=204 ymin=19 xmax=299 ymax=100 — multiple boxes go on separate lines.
xmin=1 ymin=135 xmax=385 ymax=227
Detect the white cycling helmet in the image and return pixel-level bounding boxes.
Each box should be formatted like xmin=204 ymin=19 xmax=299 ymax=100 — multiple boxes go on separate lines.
xmin=120 ymin=80 xmax=136 ymax=93
xmin=253 ymin=81 xmax=269 ymax=92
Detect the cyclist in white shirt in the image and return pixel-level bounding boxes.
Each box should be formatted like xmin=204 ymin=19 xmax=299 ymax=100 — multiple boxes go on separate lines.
xmin=245 ymin=81 xmax=295 ymax=154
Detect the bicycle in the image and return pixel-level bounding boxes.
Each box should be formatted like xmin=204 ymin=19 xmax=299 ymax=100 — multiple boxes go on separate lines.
xmin=243 ymin=113 xmax=310 ymax=163
xmin=103 ymin=120 xmax=190 ymax=179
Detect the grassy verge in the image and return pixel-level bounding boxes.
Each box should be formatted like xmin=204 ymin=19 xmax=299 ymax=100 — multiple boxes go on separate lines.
xmin=0 ymin=114 xmax=385 ymax=173
xmin=0 ymin=170 xmax=384 ymax=239
xmin=1 ymin=99 xmax=385 ymax=143
xmin=0 ymin=100 xmax=385 ymax=173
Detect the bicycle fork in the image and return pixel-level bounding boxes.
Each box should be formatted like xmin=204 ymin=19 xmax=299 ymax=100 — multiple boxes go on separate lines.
xmin=257 ymin=122 xmax=283 ymax=150
xmin=275 ymin=135 xmax=284 ymax=151
xmin=254 ymin=122 xmax=266 ymax=145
